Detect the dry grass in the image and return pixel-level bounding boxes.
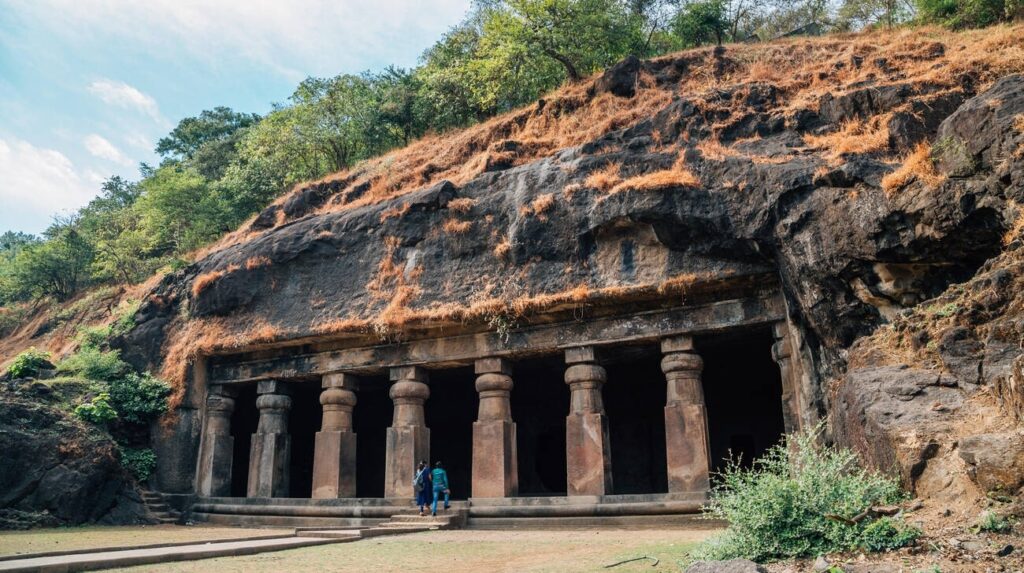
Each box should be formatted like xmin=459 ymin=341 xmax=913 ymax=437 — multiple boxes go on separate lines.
xmin=442 ymin=218 xmax=473 ymax=234
xmin=379 ymin=203 xmax=410 ymax=222
xmin=804 ymin=118 xmax=890 ymax=159
xmin=1004 ymin=204 xmax=1024 ymax=246
xmin=607 ymin=155 xmax=700 ymax=195
xmin=244 ymin=256 xmax=271 ymax=270
xmin=696 ymin=139 xmax=741 ymax=161
xmin=493 ymin=238 xmax=511 ymax=260
xmin=881 ymin=142 xmax=946 ymax=195
xmin=520 ymin=193 xmax=557 ymax=219
xmin=584 ymin=161 xmax=623 ymax=192
xmin=447 ymin=197 xmax=478 ymax=213
xmin=190 ymin=264 xmax=239 ymax=298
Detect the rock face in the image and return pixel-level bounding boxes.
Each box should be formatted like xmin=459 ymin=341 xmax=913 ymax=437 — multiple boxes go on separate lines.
xmin=685 ymin=559 xmax=767 ymax=573
xmin=0 ymin=383 xmax=149 ymax=529
xmin=114 ymin=32 xmax=1024 ymax=502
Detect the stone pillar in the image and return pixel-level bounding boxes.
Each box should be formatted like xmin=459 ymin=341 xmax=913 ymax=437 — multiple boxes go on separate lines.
xmin=196 ymin=384 xmax=237 ymax=497
xmin=384 ymin=366 xmax=430 ymax=499
xmin=472 ymin=358 xmax=518 ymax=498
xmin=772 ymin=321 xmax=802 ymax=434
xmin=311 ymin=373 xmax=359 ymax=499
xmin=661 ymin=335 xmax=711 ymax=496
xmin=247 ymin=380 xmax=292 ymax=498
xmin=564 ymin=346 xmax=613 ymax=497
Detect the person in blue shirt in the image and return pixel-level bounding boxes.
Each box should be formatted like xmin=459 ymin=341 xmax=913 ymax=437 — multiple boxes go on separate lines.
xmin=413 ymin=461 xmax=432 ymax=516
xmin=430 ymin=461 xmax=450 ymax=516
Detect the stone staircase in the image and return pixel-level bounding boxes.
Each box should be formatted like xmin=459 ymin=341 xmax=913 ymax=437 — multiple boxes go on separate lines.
xmin=140 ymin=488 xmax=181 ymax=525
xmin=300 ymin=508 xmax=468 ymax=541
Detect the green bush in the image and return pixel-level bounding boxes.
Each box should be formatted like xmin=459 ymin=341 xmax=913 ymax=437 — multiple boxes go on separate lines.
xmin=57 ymin=346 xmax=128 ymax=381
xmin=74 ymin=392 xmax=118 ymax=425
xmin=76 ymin=324 xmax=112 ymax=349
xmin=859 ymin=517 xmax=922 ymax=552
xmin=6 ymin=347 xmax=52 ymax=378
xmin=975 ymin=510 xmax=1012 ymax=533
xmin=691 ymin=426 xmax=916 ymax=562
xmin=107 ymin=372 xmax=171 ymax=425
xmin=119 ymin=447 xmax=157 ymax=482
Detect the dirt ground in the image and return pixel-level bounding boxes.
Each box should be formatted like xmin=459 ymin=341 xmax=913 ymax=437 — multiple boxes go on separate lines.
xmin=106 ymin=528 xmax=718 ymax=573
xmin=0 ymin=525 xmax=288 ymax=557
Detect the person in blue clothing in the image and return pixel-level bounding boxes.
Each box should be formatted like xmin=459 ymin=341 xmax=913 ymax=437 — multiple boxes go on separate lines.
xmin=414 ymin=461 xmax=432 ymax=516
xmin=430 ymin=461 xmax=450 ymax=516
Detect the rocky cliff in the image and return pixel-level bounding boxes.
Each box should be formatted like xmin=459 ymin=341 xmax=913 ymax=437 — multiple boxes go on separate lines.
xmin=116 ymin=25 xmax=1024 ymax=511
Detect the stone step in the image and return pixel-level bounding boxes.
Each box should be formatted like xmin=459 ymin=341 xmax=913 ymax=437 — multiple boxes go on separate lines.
xmin=192 ymin=512 xmax=387 ymax=529
xmin=292 ymin=530 xmax=363 ymax=540
xmin=386 ymin=515 xmax=459 ymax=525
xmin=360 ymin=526 xmax=437 ymax=538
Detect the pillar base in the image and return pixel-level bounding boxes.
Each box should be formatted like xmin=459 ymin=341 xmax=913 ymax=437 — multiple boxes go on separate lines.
xmin=247 ymin=432 xmax=291 ymax=498
xmin=311 ymin=430 xmax=357 ymax=499
xmin=384 ymin=425 xmax=429 ymax=498
xmin=197 ymin=433 xmax=234 ymax=497
xmin=472 ymin=420 xmax=518 ymax=498
xmin=566 ymin=412 xmax=612 ymax=496
xmin=665 ymin=403 xmax=710 ymax=494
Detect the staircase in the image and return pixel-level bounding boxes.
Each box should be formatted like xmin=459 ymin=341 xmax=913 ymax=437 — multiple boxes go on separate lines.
xmin=140 ymin=488 xmax=182 ymax=525
xmin=300 ymin=508 xmax=468 ymax=541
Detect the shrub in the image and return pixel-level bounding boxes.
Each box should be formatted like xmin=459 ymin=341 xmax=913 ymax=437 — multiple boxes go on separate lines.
xmin=57 ymin=346 xmax=129 ymax=381
xmin=74 ymin=392 xmax=118 ymax=425
xmin=975 ymin=510 xmax=1012 ymax=533
xmin=6 ymin=347 xmax=52 ymax=378
xmin=859 ymin=517 xmax=922 ymax=552
xmin=691 ymin=426 xmax=914 ymax=563
xmin=77 ymin=324 xmax=113 ymax=349
xmin=107 ymin=372 xmax=171 ymax=425
xmin=119 ymin=447 xmax=157 ymax=482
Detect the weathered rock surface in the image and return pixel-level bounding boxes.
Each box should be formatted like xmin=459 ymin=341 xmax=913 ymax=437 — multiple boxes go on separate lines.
xmin=0 ymin=383 xmax=149 ymax=529
xmin=686 ymin=559 xmax=767 ymax=573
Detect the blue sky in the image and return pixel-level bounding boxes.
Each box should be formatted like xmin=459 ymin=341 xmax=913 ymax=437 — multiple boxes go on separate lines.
xmin=0 ymin=0 xmax=471 ymax=235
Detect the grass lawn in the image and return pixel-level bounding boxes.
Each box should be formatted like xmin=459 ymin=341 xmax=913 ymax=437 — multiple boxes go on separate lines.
xmin=109 ymin=528 xmax=719 ymax=573
xmin=0 ymin=525 xmax=289 ymax=557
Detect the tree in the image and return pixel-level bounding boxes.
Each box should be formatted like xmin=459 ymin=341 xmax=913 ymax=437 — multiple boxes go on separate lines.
xmin=156 ymin=107 xmax=260 ymax=179
xmin=374 ymin=66 xmax=431 ymax=145
xmin=838 ymin=0 xmax=915 ymax=28
xmin=672 ymin=0 xmax=729 ymax=46
xmin=3 ymin=222 xmax=95 ymax=301
xmin=914 ymin=0 xmax=1022 ymax=27
xmin=136 ymin=166 xmax=227 ymax=253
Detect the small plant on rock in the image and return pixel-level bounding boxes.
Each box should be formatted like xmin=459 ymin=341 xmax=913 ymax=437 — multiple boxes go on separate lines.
xmin=975 ymin=510 xmax=1012 ymax=533
xmin=57 ymin=346 xmax=129 ymax=381
xmin=107 ymin=372 xmax=171 ymax=425
xmin=119 ymin=447 xmax=157 ymax=482
xmin=859 ymin=517 xmax=922 ymax=552
xmin=6 ymin=347 xmax=52 ymax=379
xmin=74 ymin=392 xmax=118 ymax=425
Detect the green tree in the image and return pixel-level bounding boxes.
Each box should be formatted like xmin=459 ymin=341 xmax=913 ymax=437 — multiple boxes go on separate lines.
xmin=672 ymin=0 xmax=729 ymax=46
xmin=914 ymin=0 xmax=1021 ymax=27
xmin=3 ymin=221 xmax=95 ymax=301
xmin=156 ymin=107 xmax=260 ymax=179
xmin=136 ymin=166 xmax=227 ymax=253
xmin=838 ymin=0 xmax=914 ymax=28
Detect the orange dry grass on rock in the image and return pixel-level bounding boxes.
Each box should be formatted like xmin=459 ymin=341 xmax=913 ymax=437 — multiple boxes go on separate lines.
xmin=696 ymin=139 xmax=741 ymax=161
xmin=584 ymin=161 xmax=623 ymax=192
xmin=607 ymin=155 xmax=700 ymax=196
xmin=520 ymin=193 xmax=557 ymax=219
xmin=881 ymin=142 xmax=946 ymax=195
xmin=190 ymin=264 xmax=239 ymax=298
xmin=448 ymin=197 xmax=478 ymax=213
xmin=442 ymin=218 xmax=473 ymax=234
xmin=803 ymin=118 xmax=889 ymax=159
xmin=244 ymin=256 xmax=271 ymax=270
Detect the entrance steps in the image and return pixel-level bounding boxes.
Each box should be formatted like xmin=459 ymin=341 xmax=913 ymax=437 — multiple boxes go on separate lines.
xmin=139 ymin=488 xmax=181 ymax=525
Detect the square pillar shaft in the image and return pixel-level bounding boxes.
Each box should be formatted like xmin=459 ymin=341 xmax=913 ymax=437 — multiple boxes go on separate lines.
xmin=564 ymin=346 xmax=613 ymax=497
xmin=196 ymin=386 xmax=236 ymax=497
xmin=472 ymin=358 xmax=518 ymax=498
xmin=384 ymin=366 xmax=430 ymax=499
xmin=312 ymin=373 xmax=359 ymax=499
xmin=772 ymin=321 xmax=802 ymax=434
xmin=661 ymin=336 xmax=711 ymax=496
xmin=247 ymin=380 xmax=292 ymax=498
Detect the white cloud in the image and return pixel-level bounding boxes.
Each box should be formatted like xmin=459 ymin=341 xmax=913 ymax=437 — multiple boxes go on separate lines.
xmin=11 ymin=0 xmax=471 ymax=80
xmin=84 ymin=134 xmax=133 ymax=166
xmin=0 ymin=137 xmax=97 ymax=234
xmin=87 ymin=79 xmax=165 ymax=124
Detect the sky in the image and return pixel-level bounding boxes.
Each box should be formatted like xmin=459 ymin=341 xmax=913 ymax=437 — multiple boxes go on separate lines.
xmin=0 ymin=0 xmax=472 ymax=235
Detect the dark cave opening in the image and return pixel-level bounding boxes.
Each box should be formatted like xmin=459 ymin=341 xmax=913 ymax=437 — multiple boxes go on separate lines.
xmin=229 ymin=383 xmax=257 ymax=497
xmin=511 ymin=354 xmax=569 ymax=496
xmin=698 ymin=326 xmax=786 ymax=474
xmin=604 ymin=343 xmax=668 ymax=495
xmin=353 ymin=375 xmax=391 ymax=498
xmin=286 ymin=380 xmax=322 ymax=498
xmin=424 ymin=366 xmax=477 ymax=499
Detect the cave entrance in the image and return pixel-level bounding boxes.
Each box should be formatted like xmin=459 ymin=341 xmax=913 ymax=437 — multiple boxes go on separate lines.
xmin=229 ymin=383 xmax=258 ymax=497
xmin=287 ymin=380 xmax=322 ymax=498
xmin=605 ymin=344 xmax=668 ymax=495
xmin=353 ymin=375 xmax=391 ymax=498
xmin=512 ymin=354 xmax=569 ymax=496
xmin=698 ymin=326 xmax=785 ymax=473
xmin=425 ymin=366 xmax=477 ymax=499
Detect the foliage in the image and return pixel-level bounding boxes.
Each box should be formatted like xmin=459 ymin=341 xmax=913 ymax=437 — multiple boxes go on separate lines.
xmin=119 ymin=447 xmax=158 ymax=482
xmin=57 ymin=346 xmax=129 ymax=381
xmin=691 ymin=426 xmax=914 ymax=562
xmin=0 ymin=222 xmax=94 ymax=302
xmin=975 ymin=510 xmax=1012 ymax=533
xmin=74 ymin=392 xmax=118 ymax=425
xmin=916 ymin=0 xmax=1023 ymax=27
xmin=858 ymin=517 xmax=922 ymax=551
xmin=106 ymin=372 xmax=171 ymax=425
xmin=6 ymin=347 xmax=52 ymax=379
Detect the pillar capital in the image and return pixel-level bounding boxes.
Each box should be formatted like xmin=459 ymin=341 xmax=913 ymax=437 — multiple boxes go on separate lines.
xmin=322 ymin=372 xmax=360 ymax=390
xmin=257 ymin=379 xmax=291 ymax=395
xmin=475 ymin=357 xmax=512 ymax=376
xmin=390 ymin=365 xmax=428 ymax=383
xmin=661 ymin=334 xmax=695 ymax=353
xmin=565 ymin=345 xmax=599 ymax=365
